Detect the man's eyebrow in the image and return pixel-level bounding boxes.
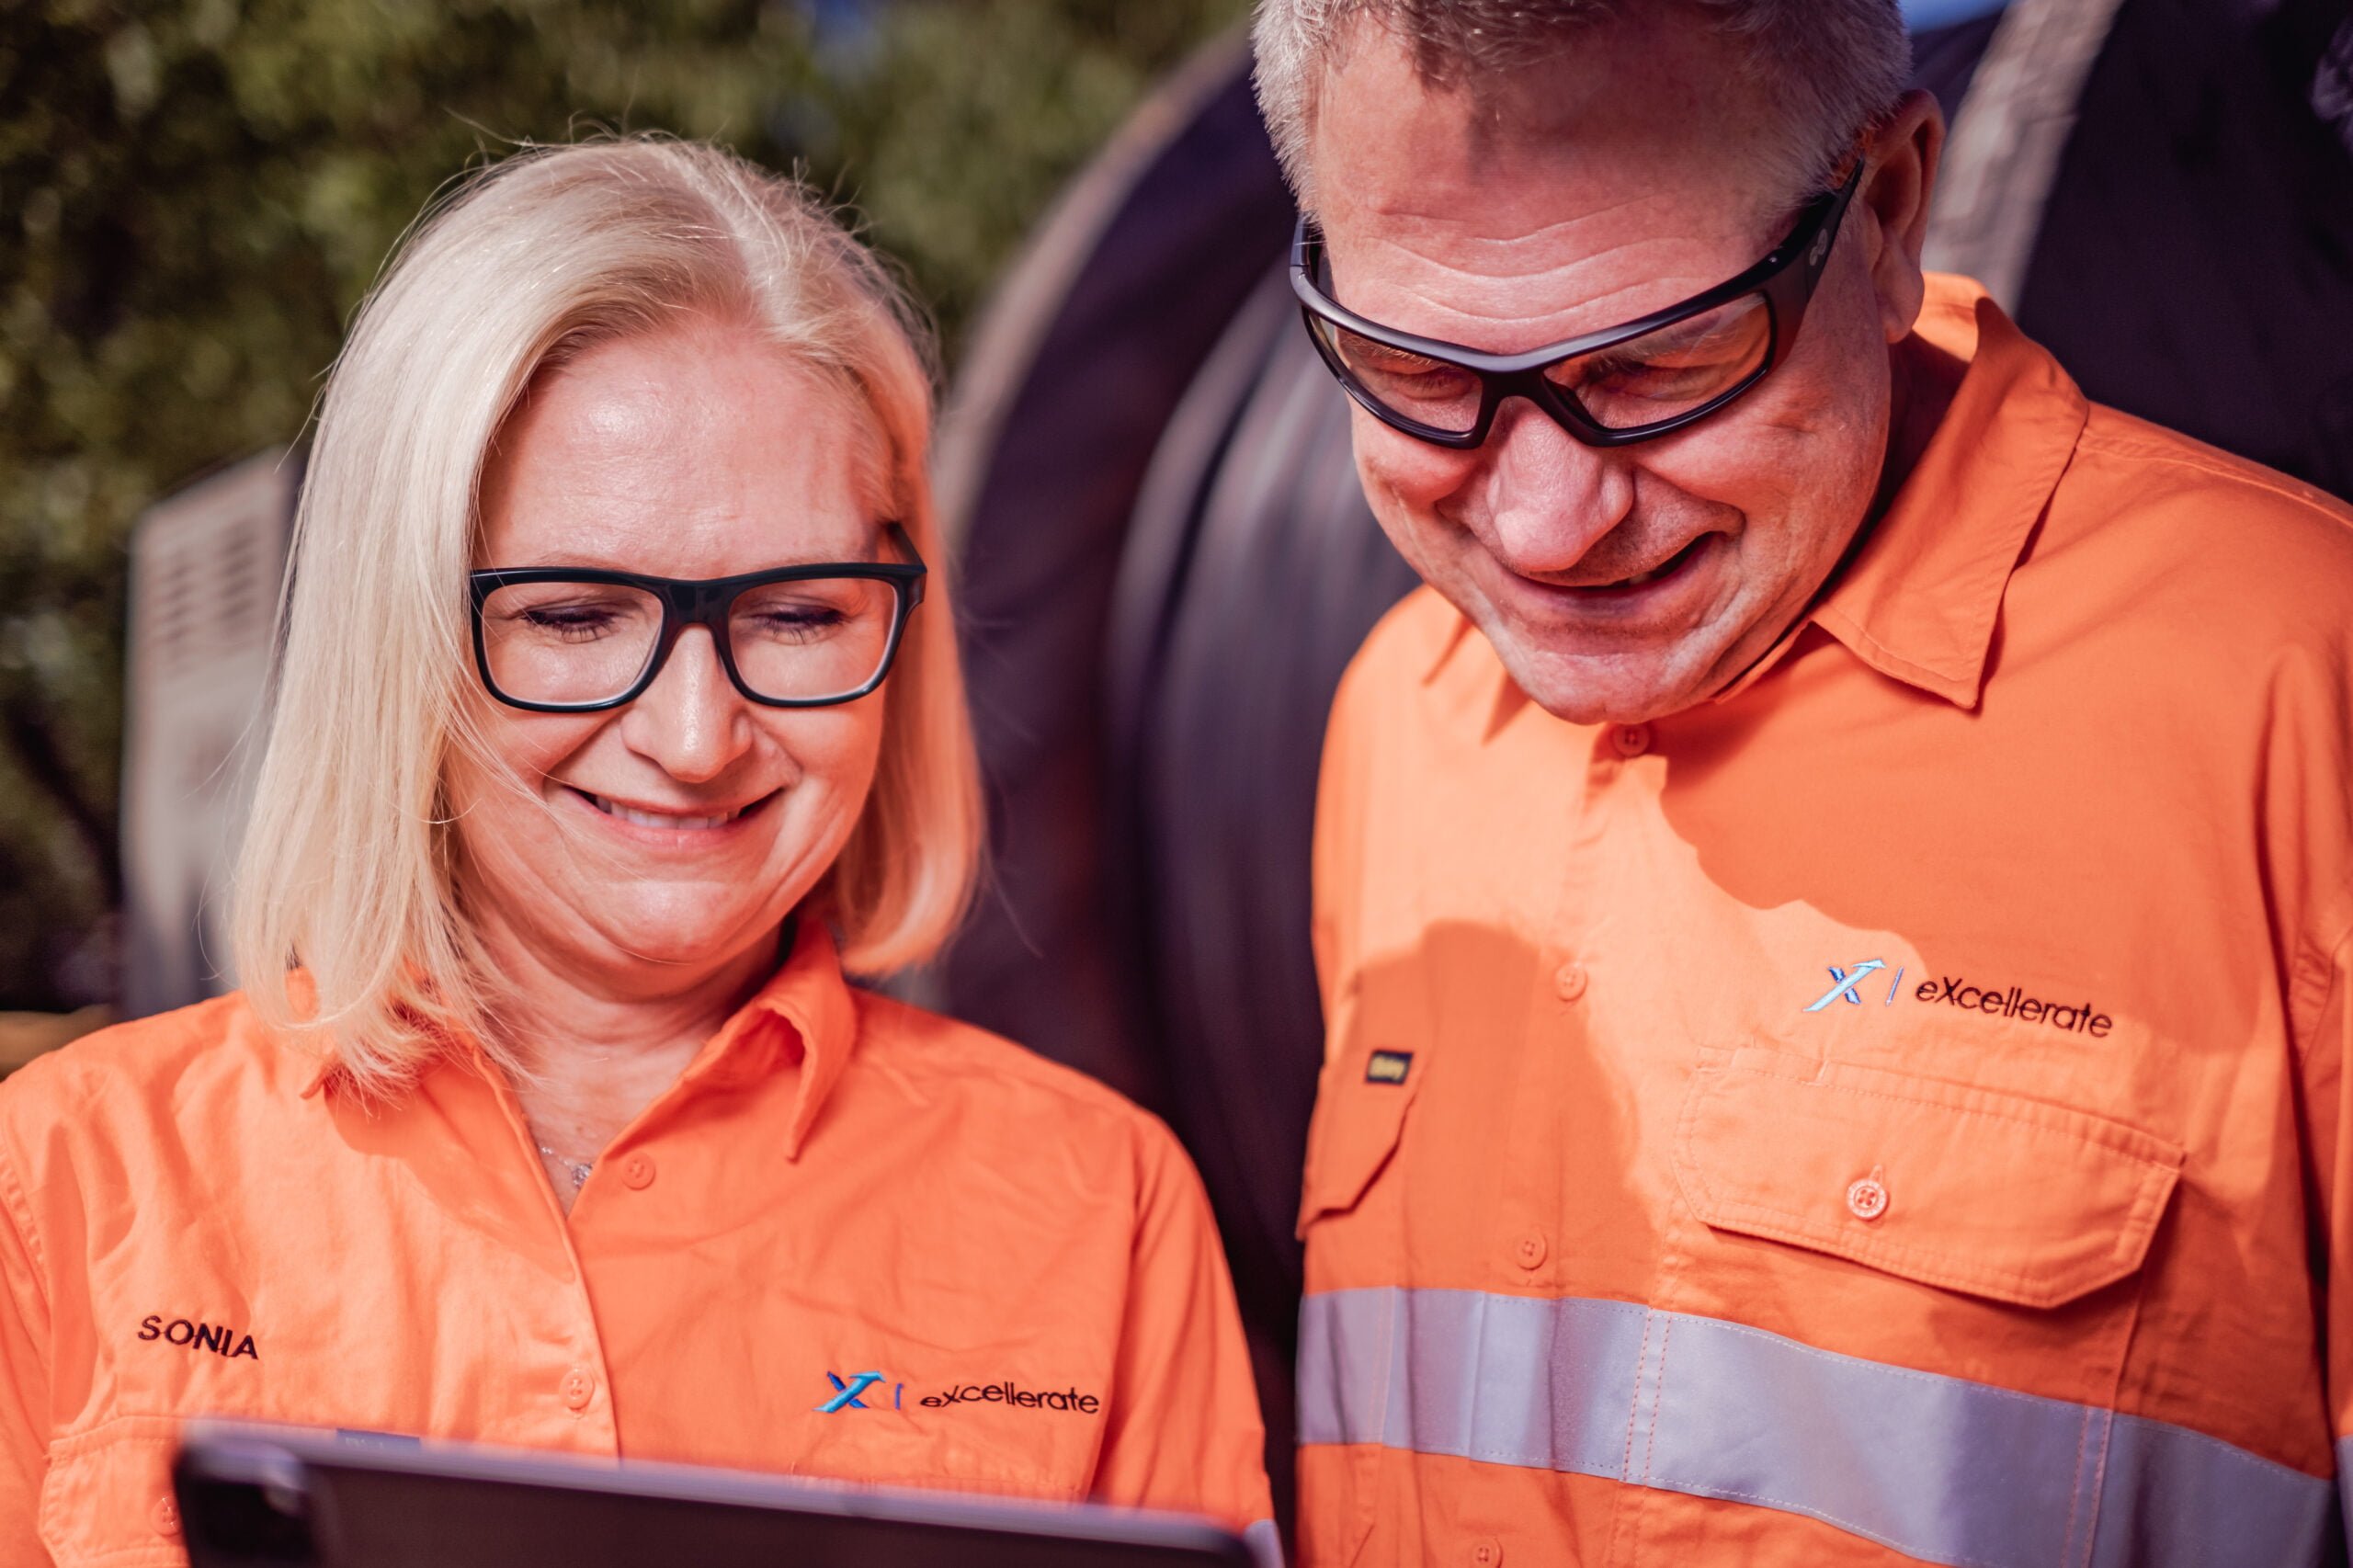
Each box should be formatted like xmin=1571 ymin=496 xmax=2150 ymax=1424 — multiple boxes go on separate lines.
xmin=1348 ymin=333 xmax=1452 ymax=362
xmin=1571 ymin=301 xmax=1757 ymax=360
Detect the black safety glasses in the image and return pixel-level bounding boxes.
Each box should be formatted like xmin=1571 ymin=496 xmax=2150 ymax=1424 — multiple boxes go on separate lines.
xmin=1290 ymin=157 xmax=1864 ymax=449
xmin=469 ymin=524 xmax=926 ymax=713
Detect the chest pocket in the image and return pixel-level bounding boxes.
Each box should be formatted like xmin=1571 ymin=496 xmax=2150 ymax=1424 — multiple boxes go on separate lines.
xmin=39 ymin=1415 xmax=188 ymax=1568
xmin=1297 ymin=1037 xmax=1423 ymax=1238
xmin=1672 ymin=1045 xmax=2183 ymax=1309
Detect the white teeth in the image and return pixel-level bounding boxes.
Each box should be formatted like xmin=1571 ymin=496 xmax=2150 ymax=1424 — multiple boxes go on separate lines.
xmin=588 ymin=794 xmax=744 ymax=830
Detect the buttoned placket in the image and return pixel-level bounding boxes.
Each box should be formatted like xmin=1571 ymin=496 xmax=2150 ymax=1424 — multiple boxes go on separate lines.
xmin=1571 ymin=719 xmax=1697 ymax=1568
xmin=495 ymin=1004 xmax=812 ymax=1458
xmin=1487 ymin=718 xmax=1633 ymax=1295
xmin=466 ymin=1051 xmax=625 ymax=1456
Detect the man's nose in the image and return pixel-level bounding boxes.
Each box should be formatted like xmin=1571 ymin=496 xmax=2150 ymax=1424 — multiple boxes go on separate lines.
xmin=1481 ymin=399 xmax=1636 ymax=573
xmin=620 ymin=627 xmax=755 ymax=783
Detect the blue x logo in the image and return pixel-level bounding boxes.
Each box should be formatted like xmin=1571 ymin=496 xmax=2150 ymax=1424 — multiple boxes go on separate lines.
xmin=815 ymin=1370 xmax=906 ymax=1413
xmin=816 ymin=1370 xmax=886 ymax=1413
xmin=1803 ymin=959 xmax=1906 ymax=1013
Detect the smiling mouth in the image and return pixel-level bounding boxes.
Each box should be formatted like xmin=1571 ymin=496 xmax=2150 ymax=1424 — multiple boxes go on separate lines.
xmin=573 ymin=789 xmax=769 ymax=831
xmin=1569 ymin=536 xmax=1709 ymax=592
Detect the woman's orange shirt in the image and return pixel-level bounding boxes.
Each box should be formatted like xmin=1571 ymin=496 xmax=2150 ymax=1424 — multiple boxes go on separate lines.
xmin=0 ymin=920 xmax=1272 ymax=1566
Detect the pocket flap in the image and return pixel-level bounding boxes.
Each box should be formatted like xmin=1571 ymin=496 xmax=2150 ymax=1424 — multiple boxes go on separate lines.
xmin=1673 ymin=1047 xmax=2184 ymax=1309
xmin=1296 ymin=1040 xmax=1421 ymax=1237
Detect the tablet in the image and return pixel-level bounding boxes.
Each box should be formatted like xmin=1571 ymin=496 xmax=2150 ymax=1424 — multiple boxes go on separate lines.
xmin=173 ymin=1421 xmax=1259 ymax=1567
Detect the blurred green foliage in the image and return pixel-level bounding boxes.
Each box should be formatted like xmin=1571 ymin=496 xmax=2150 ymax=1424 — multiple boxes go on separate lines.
xmin=0 ymin=0 xmax=1245 ymax=1010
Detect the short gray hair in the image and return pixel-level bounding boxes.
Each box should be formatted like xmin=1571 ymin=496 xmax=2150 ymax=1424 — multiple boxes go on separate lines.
xmin=1251 ymin=0 xmax=1912 ymax=212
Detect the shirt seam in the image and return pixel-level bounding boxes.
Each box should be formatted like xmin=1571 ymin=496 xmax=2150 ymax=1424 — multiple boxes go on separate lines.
xmin=855 ymin=1011 xmax=1158 ymax=1130
xmin=1689 ymin=1065 xmax=2181 ymax=1167
xmin=2074 ymin=430 xmax=2353 ymax=529
xmin=0 ymin=1131 xmax=51 ymax=1310
xmin=2288 ymin=906 xmax=2353 ymax=1073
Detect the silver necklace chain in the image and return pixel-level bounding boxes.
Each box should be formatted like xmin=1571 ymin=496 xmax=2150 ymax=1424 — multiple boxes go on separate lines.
xmin=535 ymin=1143 xmax=595 ymax=1190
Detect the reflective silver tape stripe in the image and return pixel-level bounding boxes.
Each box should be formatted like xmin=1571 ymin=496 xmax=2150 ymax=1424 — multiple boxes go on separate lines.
xmin=1298 ymin=1288 xmax=2337 ymax=1568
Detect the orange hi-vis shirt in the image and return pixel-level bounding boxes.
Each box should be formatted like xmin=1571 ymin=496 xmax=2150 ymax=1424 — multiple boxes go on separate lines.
xmin=0 ymin=919 xmax=1274 ymax=1567
xmin=1300 ymin=277 xmax=2353 ymax=1568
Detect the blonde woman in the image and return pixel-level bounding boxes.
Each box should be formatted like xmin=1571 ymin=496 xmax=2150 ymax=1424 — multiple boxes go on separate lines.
xmin=0 ymin=139 xmax=1274 ymax=1566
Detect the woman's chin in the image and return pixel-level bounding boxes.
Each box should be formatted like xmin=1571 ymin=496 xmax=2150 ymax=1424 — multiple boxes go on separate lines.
xmin=575 ymin=909 xmax=783 ymax=973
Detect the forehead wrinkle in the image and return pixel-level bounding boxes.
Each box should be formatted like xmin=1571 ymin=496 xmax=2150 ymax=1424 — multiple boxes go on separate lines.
xmin=1358 ymin=222 xmax=1728 ymax=287
xmin=1358 ymin=185 xmax=1663 ymax=239
xmin=1348 ymin=175 xmax=1780 ymax=267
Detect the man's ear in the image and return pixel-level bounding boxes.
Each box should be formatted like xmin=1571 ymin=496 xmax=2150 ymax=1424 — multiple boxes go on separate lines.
xmin=1859 ymin=89 xmax=1945 ymax=344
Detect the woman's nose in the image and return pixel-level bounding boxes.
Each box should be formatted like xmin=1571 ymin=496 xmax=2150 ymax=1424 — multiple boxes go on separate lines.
xmin=619 ymin=627 xmax=755 ymax=782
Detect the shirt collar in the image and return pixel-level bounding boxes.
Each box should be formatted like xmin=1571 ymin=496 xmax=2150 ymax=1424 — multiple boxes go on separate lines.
xmin=1788 ymin=276 xmax=2088 ymax=709
xmin=301 ymin=915 xmax=862 ymax=1160
xmin=684 ymin=914 xmax=860 ymax=1160
xmin=1423 ymin=274 xmax=2088 ymax=716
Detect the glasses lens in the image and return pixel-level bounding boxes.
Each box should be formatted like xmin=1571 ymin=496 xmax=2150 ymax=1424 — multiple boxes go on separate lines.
xmin=480 ymin=581 xmax=662 ymax=706
xmin=1312 ymin=315 xmax=1484 ymax=437
xmin=1545 ymin=292 xmax=1772 ymax=431
xmin=728 ymin=576 xmax=901 ymax=702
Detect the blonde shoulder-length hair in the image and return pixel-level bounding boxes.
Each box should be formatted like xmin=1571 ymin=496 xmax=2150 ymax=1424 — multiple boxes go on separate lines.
xmin=233 ymin=136 xmax=982 ymax=1093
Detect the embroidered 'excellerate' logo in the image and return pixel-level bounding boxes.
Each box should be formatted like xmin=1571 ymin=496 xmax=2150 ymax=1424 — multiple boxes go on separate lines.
xmin=1802 ymin=959 xmax=2113 ymax=1037
xmin=920 ymin=1381 xmax=1099 ymax=1414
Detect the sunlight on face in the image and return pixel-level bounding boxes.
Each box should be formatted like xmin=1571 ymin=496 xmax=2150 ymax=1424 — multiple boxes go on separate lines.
xmin=449 ymin=320 xmax=892 ymax=994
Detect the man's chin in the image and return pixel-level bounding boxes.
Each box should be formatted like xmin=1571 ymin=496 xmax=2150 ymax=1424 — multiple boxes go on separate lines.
xmin=1441 ymin=559 xmax=1746 ymax=725
xmin=1485 ymin=632 xmax=1720 ymax=727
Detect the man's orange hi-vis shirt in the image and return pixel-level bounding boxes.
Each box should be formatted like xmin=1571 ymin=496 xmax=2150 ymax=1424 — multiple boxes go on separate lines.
xmin=0 ymin=919 xmax=1273 ymax=1567
xmin=1301 ymin=278 xmax=2353 ymax=1567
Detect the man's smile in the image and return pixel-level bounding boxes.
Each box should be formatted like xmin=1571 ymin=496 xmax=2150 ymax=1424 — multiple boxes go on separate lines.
xmin=1548 ymin=532 xmax=1713 ymax=593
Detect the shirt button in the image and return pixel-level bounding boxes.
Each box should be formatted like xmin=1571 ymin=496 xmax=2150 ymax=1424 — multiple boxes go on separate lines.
xmin=1515 ymin=1233 xmax=1548 ymax=1269
xmin=1847 ymin=1171 xmax=1890 ymax=1221
xmin=1610 ymin=723 xmax=1651 ymax=758
xmin=1552 ymin=962 xmax=1589 ymax=1002
xmin=561 ymin=1367 xmax=597 ymax=1410
xmin=620 ymin=1152 xmax=655 ymax=1190
xmin=1472 ymin=1539 xmax=1504 ymax=1567
xmin=151 ymin=1494 xmax=181 ymax=1537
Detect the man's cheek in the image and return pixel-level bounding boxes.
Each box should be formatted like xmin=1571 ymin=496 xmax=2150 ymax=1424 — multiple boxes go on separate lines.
xmin=1354 ymin=412 xmax=1478 ymax=507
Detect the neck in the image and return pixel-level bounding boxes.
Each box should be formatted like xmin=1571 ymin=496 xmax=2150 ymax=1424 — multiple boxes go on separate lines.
xmin=1698 ymin=330 xmax=1969 ymax=707
xmin=472 ymin=910 xmax=784 ymax=1211
xmin=1873 ymin=329 xmax=1968 ymax=521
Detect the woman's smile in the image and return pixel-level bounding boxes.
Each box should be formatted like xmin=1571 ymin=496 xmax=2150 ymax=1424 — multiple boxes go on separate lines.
xmin=563 ymin=783 xmax=779 ymax=837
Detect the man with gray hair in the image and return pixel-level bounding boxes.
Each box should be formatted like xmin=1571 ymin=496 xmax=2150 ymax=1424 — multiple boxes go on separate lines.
xmin=1262 ymin=2 xmax=2353 ymax=1563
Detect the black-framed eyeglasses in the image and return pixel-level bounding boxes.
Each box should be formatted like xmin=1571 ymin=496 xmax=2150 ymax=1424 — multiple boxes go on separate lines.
xmin=1290 ymin=156 xmax=1865 ymax=449
xmin=468 ymin=523 xmax=927 ymax=713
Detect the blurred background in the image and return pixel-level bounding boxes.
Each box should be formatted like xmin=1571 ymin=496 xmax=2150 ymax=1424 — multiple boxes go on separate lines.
xmin=0 ymin=0 xmax=1245 ymax=1039
xmin=6 ymin=0 xmax=2352 ymax=1535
